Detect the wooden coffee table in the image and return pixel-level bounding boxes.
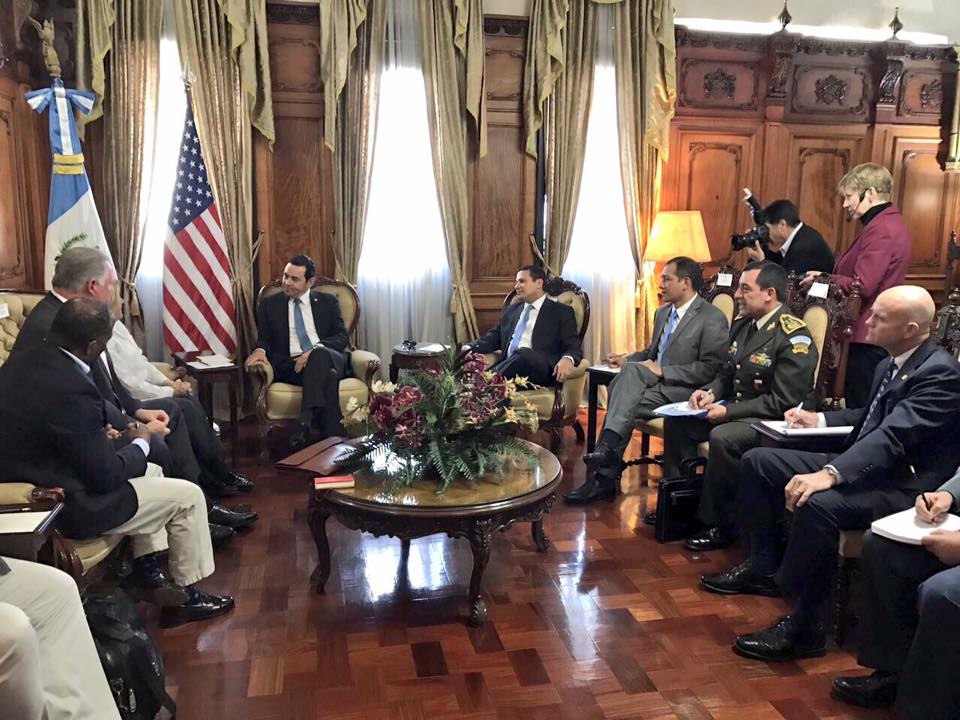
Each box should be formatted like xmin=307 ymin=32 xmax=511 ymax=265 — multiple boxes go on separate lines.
xmin=286 ymin=440 xmax=561 ymax=626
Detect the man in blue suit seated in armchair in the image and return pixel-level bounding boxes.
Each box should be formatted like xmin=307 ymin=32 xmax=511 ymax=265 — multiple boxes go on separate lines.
xmin=466 ymin=265 xmax=583 ymax=387
xmin=699 ymin=285 xmax=960 ymax=664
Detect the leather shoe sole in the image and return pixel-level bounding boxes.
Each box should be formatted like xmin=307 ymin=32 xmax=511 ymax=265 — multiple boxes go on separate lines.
xmin=830 ymin=677 xmax=897 ymax=708
xmin=700 ymin=574 xmax=781 ymax=597
xmin=732 ymin=638 xmax=826 ymax=662
xmin=159 ymin=595 xmax=235 ymax=628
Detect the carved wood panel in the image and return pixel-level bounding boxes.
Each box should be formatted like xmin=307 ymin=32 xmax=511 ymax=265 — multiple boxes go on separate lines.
xmin=788 ymin=64 xmax=871 ymax=122
xmin=662 ymin=120 xmax=762 ymax=262
xmin=677 ymin=59 xmax=762 ymax=115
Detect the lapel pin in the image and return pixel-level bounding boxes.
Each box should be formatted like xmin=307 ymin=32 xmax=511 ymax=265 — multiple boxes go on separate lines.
xmin=900 ymin=374 xmax=907 ymax=380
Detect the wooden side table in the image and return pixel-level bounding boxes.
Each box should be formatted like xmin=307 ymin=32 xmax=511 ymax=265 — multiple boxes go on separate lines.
xmin=172 ymin=352 xmax=240 ymax=465
xmin=389 ymin=343 xmax=445 ymax=383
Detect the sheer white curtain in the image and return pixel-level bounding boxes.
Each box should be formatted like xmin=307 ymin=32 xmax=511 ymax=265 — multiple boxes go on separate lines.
xmin=357 ymin=0 xmax=452 ymax=365
xmin=136 ymin=0 xmax=187 ymax=360
xmin=562 ymin=5 xmax=637 ymax=375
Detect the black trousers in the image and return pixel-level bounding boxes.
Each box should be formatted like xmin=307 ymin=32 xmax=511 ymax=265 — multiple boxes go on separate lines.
xmin=858 ymin=531 xmax=960 ymax=720
xmin=171 ymin=395 xmax=230 ymax=484
xmin=275 ymin=347 xmax=348 ymax=433
xmin=739 ymin=447 xmax=915 ymax=604
xmin=491 ymin=348 xmax=554 ymax=387
xmin=844 ymin=342 xmax=887 ymax=410
xmin=663 ymin=417 xmax=764 ymax=533
xmin=140 ymin=398 xmax=202 ymax=486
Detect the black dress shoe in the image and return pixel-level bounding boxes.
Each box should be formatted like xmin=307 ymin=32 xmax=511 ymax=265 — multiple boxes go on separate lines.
xmin=684 ymin=526 xmax=736 ymax=552
xmin=644 ymin=510 xmax=657 ymax=526
xmin=564 ymin=476 xmax=617 ymax=505
xmin=225 ymin=470 xmax=254 ymax=493
xmin=700 ymin=560 xmax=781 ymax=596
xmin=123 ymin=570 xmax=189 ymax=607
xmin=831 ymin=672 xmax=898 ymax=708
xmin=208 ymin=503 xmax=258 ymax=529
xmin=733 ymin=614 xmax=826 ymax=662
xmin=207 ymin=479 xmax=241 ymax=498
xmin=583 ymin=443 xmax=619 ymax=471
xmin=159 ymin=590 xmax=235 ymax=628
xmin=209 ymin=522 xmax=236 ymax=548
xmin=290 ymin=423 xmax=311 ymax=450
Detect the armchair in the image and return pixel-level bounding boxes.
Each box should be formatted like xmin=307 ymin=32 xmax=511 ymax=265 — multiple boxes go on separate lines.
xmin=486 ymin=276 xmax=590 ymax=452
xmin=246 ymin=278 xmax=381 ymax=459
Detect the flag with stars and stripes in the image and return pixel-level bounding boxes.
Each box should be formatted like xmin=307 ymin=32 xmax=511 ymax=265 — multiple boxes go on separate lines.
xmin=162 ymin=104 xmax=237 ymax=356
xmin=25 ymin=78 xmax=114 ymax=288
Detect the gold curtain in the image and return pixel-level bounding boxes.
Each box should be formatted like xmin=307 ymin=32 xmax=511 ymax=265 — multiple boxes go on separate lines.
xmin=542 ymin=0 xmax=597 ymax=274
xmin=332 ymin=0 xmax=385 ymax=284
xmin=75 ymin=0 xmax=115 ymax=132
xmin=320 ymin=0 xmax=368 ymax=151
xmin=948 ymin=44 xmax=960 ymax=171
xmin=522 ymin=0 xmax=570 ymax=158
xmin=174 ymin=0 xmax=275 ymax=362
xmin=102 ymin=0 xmax=163 ymax=340
xmin=609 ymin=0 xmax=676 ymax=346
xmin=416 ymin=0 xmax=484 ymax=343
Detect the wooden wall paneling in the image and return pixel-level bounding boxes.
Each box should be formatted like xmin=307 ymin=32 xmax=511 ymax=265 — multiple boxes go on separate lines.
xmin=255 ymin=11 xmax=334 ymax=288
xmin=468 ymin=20 xmax=535 ymax=333
xmin=661 ymin=118 xmax=763 ymax=264
xmin=762 ymin=123 xmax=870 ymax=257
xmin=675 ymin=37 xmax=765 ymax=120
xmin=872 ymin=124 xmax=960 ymax=298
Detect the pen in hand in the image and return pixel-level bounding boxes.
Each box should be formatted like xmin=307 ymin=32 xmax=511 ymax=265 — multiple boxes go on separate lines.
xmin=785 ymin=402 xmax=804 ymax=429
xmin=922 ymin=493 xmax=933 ymax=512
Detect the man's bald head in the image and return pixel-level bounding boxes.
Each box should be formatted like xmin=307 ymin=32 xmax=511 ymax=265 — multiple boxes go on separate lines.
xmin=866 ymin=285 xmax=935 ymax=355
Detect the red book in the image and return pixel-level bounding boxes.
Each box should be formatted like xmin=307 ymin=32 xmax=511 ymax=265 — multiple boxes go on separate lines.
xmin=314 ymin=475 xmax=355 ymax=491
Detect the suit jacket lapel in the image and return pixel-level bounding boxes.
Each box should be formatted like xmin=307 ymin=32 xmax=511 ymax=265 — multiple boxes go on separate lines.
xmin=648 ymin=306 xmax=669 ymax=352
xmin=667 ymin=297 xmax=701 ymax=347
xmin=529 ymin=299 xmax=549 ymax=348
xmin=875 ymin=341 xmax=935 ymax=405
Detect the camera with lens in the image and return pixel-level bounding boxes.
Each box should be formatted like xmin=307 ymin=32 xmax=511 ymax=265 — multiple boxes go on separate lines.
xmin=730 ymin=188 xmax=770 ymax=251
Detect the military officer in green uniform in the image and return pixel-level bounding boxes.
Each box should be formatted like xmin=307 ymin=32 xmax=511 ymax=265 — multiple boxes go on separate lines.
xmin=663 ymin=261 xmax=819 ymax=552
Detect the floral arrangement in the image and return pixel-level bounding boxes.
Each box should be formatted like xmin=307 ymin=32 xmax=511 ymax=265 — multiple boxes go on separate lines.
xmin=342 ymin=348 xmax=540 ymax=491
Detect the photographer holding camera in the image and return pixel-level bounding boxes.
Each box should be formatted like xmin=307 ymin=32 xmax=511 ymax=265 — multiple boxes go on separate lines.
xmin=737 ymin=195 xmax=835 ymax=275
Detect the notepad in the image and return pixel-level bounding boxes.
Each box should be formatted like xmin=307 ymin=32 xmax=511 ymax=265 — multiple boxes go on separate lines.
xmin=760 ymin=420 xmax=854 ymax=437
xmin=188 ymin=353 xmax=233 ymax=369
xmin=588 ymin=364 xmax=621 ymax=374
xmin=871 ymin=508 xmax=960 ymax=546
xmin=0 ymin=510 xmax=54 ymax=535
xmin=654 ymin=401 xmax=710 ymax=418
xmin=314 ymin=475 xmax=355 ymax=491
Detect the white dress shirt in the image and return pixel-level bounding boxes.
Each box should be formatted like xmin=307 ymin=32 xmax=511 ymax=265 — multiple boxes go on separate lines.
xmin=107 ymin=321 xmax=174 ymax=401
xmin=288 ymin=289 xmax=323 ymax=357
xmin=671 ymin=294 xmax=697 ymax=324
xmin=777 ymin=222 xmax=803 ymax=257
xmin=513 ymin=294 xmax=575 ymax=366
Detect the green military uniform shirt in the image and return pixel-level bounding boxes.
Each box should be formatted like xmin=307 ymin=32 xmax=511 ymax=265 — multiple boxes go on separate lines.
xmin=705 ymin=305 xmax=819 ymax=421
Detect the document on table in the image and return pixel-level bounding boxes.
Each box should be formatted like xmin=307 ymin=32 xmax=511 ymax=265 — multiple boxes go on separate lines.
xmin=871 ymin=508 xmax=960 ymax=546
xmin=653 ymin=401 xmax=711 ymax=418
xmin=0 ymin=510 xmax=53 ymax=535
xmin=760 ymin=420 xmax=854 ymax=437
xmin=419 ymin=343 xmax=447 ymax=353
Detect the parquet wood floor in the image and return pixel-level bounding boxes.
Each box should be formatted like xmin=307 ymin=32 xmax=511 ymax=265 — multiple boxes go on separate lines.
xmin=149 ymin=411 xmax=891 ymax=719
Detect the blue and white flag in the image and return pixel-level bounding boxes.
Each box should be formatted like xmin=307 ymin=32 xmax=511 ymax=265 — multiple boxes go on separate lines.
xmin=25 ymin=78 xmax=113 ymax=288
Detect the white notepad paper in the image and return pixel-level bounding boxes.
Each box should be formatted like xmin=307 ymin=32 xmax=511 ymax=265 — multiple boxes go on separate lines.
xmin=871 ymin=508 xmax=960 ymax=546
xmin=761 ymin=420 xmax=854 ymax=437
xmin=0 ymin=511 xmax=53 ymax=535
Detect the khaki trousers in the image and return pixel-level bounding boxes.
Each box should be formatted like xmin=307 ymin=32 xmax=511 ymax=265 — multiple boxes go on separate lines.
xmin=0 ymin=557 xmax=120 ymax=720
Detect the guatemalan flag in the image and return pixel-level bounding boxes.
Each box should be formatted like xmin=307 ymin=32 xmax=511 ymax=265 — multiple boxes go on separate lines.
xmin=25 ymin=78 xmax=113 ymax=288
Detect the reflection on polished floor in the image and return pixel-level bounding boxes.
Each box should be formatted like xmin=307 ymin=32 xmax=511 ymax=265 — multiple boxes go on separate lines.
xmin=150 ymin=410 xmax=887 ymax=719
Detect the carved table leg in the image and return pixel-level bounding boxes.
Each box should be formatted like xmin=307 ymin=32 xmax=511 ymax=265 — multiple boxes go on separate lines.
xmin=531 ymin=519 xmax=549 ymax=552
xmin=307 ymin=494 xmax=332 ymax=593
xmin=466 ymin=520 xmax=493 ymax=626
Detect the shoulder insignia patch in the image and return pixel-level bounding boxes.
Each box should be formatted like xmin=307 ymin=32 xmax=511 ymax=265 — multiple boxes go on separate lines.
xmin=779 ymin=314 xmax=807 ymax=334
xmin=792 ymin=344 xmax=810 ymax=355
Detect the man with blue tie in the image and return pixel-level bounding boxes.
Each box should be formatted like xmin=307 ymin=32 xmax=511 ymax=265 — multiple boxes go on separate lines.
xmin=245 ymin=255 xmax=350 ymax=450
xmin=467 ymin=265 xmax=583 ymax=388
xmin=701 ymin=285 xmax=960 ymax=664
xmin=565 ymin=257 xmax=729 ymax=505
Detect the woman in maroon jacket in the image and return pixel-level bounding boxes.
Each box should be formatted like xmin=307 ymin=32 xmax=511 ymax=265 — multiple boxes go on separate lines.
xmin=801 ymin=163 xmax=912 ymax=409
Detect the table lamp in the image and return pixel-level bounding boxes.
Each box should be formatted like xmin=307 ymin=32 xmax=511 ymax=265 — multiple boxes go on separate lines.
xmin=646 ymin=210 xmax=712 ymax=264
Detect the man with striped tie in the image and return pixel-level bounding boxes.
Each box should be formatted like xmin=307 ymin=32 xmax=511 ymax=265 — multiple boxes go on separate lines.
xmin=565 ymin=257 xmax=729 ymax=505
xmin=245 ymin=255 xmax=350 ymax=450
xmin=467 ymin=265 xmax=582 ymax=388
xmin=702 ymin=285 xmax=960 ymax=664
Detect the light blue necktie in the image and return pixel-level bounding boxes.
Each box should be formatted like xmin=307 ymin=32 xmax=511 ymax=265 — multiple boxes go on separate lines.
xmin=293 ymin=298 xmax=313 ymax=354
xmin=656 ymin=308 xmax=679 ymax=364
xmin=507 ymin=304 xmax=533 ymax=357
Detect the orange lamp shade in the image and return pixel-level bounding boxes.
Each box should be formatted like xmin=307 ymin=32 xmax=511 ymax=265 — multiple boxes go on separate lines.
xmin=646 ymin=211 xmax=712 ymax=263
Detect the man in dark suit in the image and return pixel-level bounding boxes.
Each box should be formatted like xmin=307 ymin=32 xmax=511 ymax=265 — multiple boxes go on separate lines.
xmin=11 ymin=248 xmax=256 ymax=536
xmin=565 ymin=257 xmax=729 ymax=504
xmin=745 ymin=199 xmax=834 ymax=275
xmin=701 ymin=285 xmax=960 ymax=663
xmin=244 ymin=254 xmax=350 ymax=449
xmin=0 ymin=298 xmax=234 ymax=627
xmin=467 ymin=265 xmax=583 ymax=387
xmin=831 ymin=465 xmax=960 ymax=717
xmin=664 ymin=261 xmax=819 ymax=551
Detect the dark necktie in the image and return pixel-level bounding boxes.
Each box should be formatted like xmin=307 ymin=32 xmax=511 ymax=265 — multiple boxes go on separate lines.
xmin=745 ymin=321 xmax=758 ymax=343
xmin=858 ymin=361 xmax=898 ymax=439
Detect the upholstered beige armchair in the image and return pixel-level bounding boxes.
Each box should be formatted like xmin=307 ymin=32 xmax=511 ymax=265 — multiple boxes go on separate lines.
xmin=484 ymin=277 xmax=589 ymax=452
xmin=246 ymin=278 xmax=380 ymax=459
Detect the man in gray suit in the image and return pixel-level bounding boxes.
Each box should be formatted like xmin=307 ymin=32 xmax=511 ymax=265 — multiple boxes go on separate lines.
xmin=565 ymin=257 xmax=729 ymax=504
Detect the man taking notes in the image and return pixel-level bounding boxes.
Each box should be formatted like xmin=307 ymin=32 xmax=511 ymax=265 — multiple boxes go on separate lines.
xmin=565 ymin=257 xmax=728 ymax=504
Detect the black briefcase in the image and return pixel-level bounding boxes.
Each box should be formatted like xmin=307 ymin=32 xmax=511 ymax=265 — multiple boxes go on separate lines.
xmin=654 ymin=474 xmax=703 ymax=543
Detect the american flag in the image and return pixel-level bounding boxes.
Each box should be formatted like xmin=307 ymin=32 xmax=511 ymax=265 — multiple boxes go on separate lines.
xmin=162 ymin=105 xmax=237 ymax=356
